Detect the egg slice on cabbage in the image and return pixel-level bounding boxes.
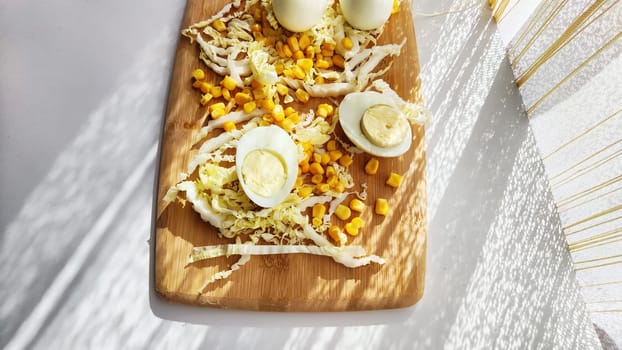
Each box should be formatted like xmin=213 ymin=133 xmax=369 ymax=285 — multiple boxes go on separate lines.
xmin=338 ymin=91 xmax=412 ymax=157
xmin=236 ymin=126 xmax=299 ymax=208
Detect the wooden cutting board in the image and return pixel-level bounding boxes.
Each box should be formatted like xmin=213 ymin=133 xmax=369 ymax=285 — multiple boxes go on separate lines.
xmin=154 ymin=0 xmax=426 ymax=311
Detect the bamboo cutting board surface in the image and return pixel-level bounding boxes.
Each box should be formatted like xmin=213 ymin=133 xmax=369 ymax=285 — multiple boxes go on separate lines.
xmin=155 ymin=0 xmax=426 ymax=311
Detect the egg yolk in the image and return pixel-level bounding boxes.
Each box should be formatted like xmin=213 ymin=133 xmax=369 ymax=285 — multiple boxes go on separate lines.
xmin=242 ymin=149 xmax=287 ymax=197
xmin=360 ymin=104 xmax=409 ymax=148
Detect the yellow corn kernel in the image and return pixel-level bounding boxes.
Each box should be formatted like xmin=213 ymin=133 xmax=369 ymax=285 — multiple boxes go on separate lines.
xmin=321 ymin=49 xmax=334 ymax=57
xmin=312 ymin=152 xmax=322 ymax=163
xmin=312 ymin=203 xmax=326 ymax=218
xmin=292 ymin=65 xmax=306 ymax=80
xmin=339 ymin=154 xmax=353 ymax=167
xmin=276 ymin=83 xmax=289 ymax=96
xmin=210 ymin=86 xmax=222 ymax=98
xmin=335 ymin=204 xmax=351 ymax=221
xmin=259 ymin=119 xmax=271 ymax=126
xmin=302 ymin=142 xmax=313 ymax=152
xmin=315 ymin=76 xmax=325 ymax=84
xmin=276 ymin=41 xmax=285 ymax=57
xmin=200 ymin=93 xmax=213 ymax=106
xmin=316 ymin=53 xmax=324 ymax=61
xmin=253 ymin=88 xmax=266 ymax=100
xmin=334 ymin=182 xmax=345 ymax=193
xmin=315 ymin=59 xmax=330 ymax=69
xmin=283 ymin=44 xmax=293 ymax=57
xmin=341 ymin=37 xmax=354 ymax=50
xmin=251 ymin=23 xmax=262 ymax=32
xmin=192 ymin=68 xmax=206 ymax=81
xmin=293 ymin=50 xmax=305 ymax=60
xmin=309 ymin=162 xmax=324 ymax=175
xmin=320 ymin=153 xmax=330 ymax=165
xmin=287 ymin=35 xmax=300 ymax=53
xmin=287 ymin=112 xmax=300 ymax=124
xmin=351 ymin=216 xmax=365 ymax=229
xmin=322 ymin=42 xmax=336 ymax=51
xmin=222 ymin=88 xmax=232 ymax=101
xmin=223 ymin=121 xmax=236 ymax=132
xmin=284 ymin=106 xmax=296 ymax=116
xmin=349 ymin=198 xmax=365 ymax=213
xmin=326 ymin=140 xmax=338 ymax=152
xmin=375 ymin=198 xmax=389 ymax=216
xmin=211 ymin=108 xmax=226 ymax=119
xmin=365 ymin=158 xmax=379 ymax=175
xmin=325 ymin=165 xmax=336 ymax=178
xmin=299 ymin=160 xmax=310 ymax=173
xmin=386 ymin=172 xmax=403 ymax=188
xmin=243 ymin=101 xmax=257 ymax=114
xmin=272 ymin=104 xmax=285 ymax=121
xmin=221 ymin=75 xmax=237 ymax=91
xmin=234 ymin=92 xmax=252 ymax=105
xmin=299 ymin=33 xmax=311 ymax=50
xmin=317 ymin=104 xmax=334 ymax=118
xmin=327 ymin=175 xmax=339 ymax=188
xmin=295 ymin=88 xmax=310 ymax=103
xmin=295 ymin=176 xmax=303 ymax=188
xmin=199 ymin=82 xmax=212 ymax=94
xmin=328 ymin=225 xmax=346 ymax=245
xmin=328 ymin=150 xmax=343 ymax=162
xmin=312 ymin=217 xmax=323 ymax=227
xmin=212 ymin=19 xmax=226 ymax=32
xmin=297 ymin=58 xmax=314 ymax=73
xmin=344 ymin=222 xmax=359 ymax=236
xmin=298 ymin=186 xmax=313 ymax=198
xmin=261 ymin=98 xmax=275 ymax=111
xmin=332 ymin=55 xmax=345 ymax=69
xmin=275 ymin=62 xmax=285 ymax=75
xmin=282 ymin=69 xmax=295 ymax=79
xmin=311 ymin=174 xmax=324 ymax=184
xmin=305 ymin=46 xmax=315 ymax=58
xmin=192 ymin=80 xmax=203 ymax=88
xmin=209 ymin=102 xmax=226 ymax=112
xmin=281 ymin=118 xmax=295 ymax=132
xmin=392 ymin=0 xmax=400 ymax=13
xmin=316 ymin=183 xmax=330 ymax=193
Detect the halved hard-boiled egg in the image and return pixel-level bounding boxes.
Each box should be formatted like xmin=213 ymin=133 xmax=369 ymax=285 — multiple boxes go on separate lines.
xmin=339 ymin=91 xmax=412 ymax=157
xmin=236 ymin=125 xmax=299 ymax=208
xmin=272 ymin=0 xmax=330 ymax=32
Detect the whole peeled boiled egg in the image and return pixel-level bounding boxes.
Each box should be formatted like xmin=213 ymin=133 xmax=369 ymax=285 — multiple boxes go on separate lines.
xmin=339 ymin=91 xmax=412 ymax=157
xmin=340 ymin=0 xmax=393 ymax=30
xmin=236 ymin=125 xmax=299 ymax=208
xmin=272 ymin=0 xmax=330 ymax=32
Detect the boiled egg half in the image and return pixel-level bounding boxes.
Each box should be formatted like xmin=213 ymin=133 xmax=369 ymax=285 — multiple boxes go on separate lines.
xmin=272 ymin=0 xmax=330 ymax=32
xmin=339 ymin=91 xmax=412 ymax=157
xmin=236 ymin=125 xmax=299 ymax=208
xmin=340 ymin=0 xmax=393 ymax=31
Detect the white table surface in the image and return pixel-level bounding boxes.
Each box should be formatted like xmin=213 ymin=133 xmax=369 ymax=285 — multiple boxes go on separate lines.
xmin=0 ymin=0 xmax=605 ymax=349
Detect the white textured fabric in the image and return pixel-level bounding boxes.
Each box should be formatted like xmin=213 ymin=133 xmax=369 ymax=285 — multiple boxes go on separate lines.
xmin=496 ymin=0 xmax=622 ymax=346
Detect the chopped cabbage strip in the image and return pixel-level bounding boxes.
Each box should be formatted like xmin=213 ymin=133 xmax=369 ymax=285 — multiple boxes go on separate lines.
xmin=200 ymin=252 xmax=251 ymax=290
xmin=189 ymin=244 xmax=368 ymax=263
xmin=192 ymin=109 xmax=262 ymax=145
xmin=370 ymin=79 xmax=432 ymax=125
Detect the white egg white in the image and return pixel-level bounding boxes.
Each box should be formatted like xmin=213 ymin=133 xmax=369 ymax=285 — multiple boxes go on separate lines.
xmin=272 ymin=0 xmax=329 ymax=32
xmin=236 ymin=125 xmax=299 ymax=208
xmin=338 ymin=91 xmax=412 ymax=157
xmin=340 ymin=0 xmax=393 ymax=31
